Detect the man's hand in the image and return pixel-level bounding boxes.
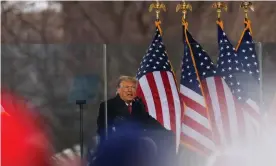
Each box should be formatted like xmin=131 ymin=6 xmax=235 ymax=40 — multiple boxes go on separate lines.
xmin=52 ymin=154 xmax=83 ymax=166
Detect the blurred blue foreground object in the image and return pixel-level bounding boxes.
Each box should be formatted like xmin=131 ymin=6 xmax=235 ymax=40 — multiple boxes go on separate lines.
xmin=88 ymin=121 xmax=176 ymax=166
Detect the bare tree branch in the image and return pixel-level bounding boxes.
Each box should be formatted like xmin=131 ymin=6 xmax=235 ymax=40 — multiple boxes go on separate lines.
xmin=76 ymin=1 xmax=109 ymax=43
xmin=136 ymin=1 xmax=149 ymax=35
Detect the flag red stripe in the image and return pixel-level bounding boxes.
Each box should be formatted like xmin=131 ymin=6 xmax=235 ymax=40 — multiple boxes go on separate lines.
xmin=136 ymin=84 xmax=148 ymax=112
xmin=201 ymin=80 xmax=221 ymax=146
xmin=235 ymin=101 xmax=246 ymax=141
xmin=183 ymin=115 xmax=213 ymax=139
xmin=214 ymin=77 xmax=232 ymax=145
xmin=160 ymin=72 xmax=176 ymax=133
xmin=181 ymin=95 xmax=207 ymax=117
xmin=179 ymin=87 xmax=214 ymax=153
xmin=146 ymin=73 xmax=164 ymax=126
xmin=243 ymin=104 xmax=262 ymax=122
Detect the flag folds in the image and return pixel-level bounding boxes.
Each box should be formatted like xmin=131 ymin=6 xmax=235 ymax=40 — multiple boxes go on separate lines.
xmin=180 ymin=19 xmax=263 ymax=154
xmin=180 ymin=21 xmax=216 ymax=155
xmin=236 ymin=19 xmax=263 ymax=138
xmin=136 ymin=21 xmax=182 ymax=151
xmin=216 ymin=20 xmax=262 ymax=144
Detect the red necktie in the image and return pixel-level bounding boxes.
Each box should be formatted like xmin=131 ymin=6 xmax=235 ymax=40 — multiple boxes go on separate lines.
xmin=128 ymin=104 xmax=132 ymax=114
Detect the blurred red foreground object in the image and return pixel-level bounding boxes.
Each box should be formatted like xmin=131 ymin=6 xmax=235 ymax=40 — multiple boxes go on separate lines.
xmin=1 ymin=90 xmax=52 ymax=166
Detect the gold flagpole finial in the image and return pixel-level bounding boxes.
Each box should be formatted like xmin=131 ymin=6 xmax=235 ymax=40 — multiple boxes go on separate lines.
xmin=176 ymin=1 xmax=192 ymax=23
xmin=212 ymin=2 xmax=227 ymax=20
xmin=149 ymin=0 xmax=166 ymax=21
xmin=241 ymin=1 xmax=254 ymax=19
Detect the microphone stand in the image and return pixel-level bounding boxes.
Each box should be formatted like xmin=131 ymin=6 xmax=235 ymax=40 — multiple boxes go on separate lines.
xmin=76 ymin=100 xmax=86 ymax=160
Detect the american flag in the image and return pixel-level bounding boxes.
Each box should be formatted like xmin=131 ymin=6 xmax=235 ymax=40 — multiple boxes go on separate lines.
xmin=180 ymin=24 xmax=216 ymax=155
xmin=236 ymin=20 xmax=260 ymax=82
xmin=235 ymin=20 xmax=262 ymax=136
xmin=136 ymin=22 xmax=182 ymax=150
xmin=180 ymin=21 xmax=247 ymax=148
xmin=216 ymin=21 xmax=261 ymax=144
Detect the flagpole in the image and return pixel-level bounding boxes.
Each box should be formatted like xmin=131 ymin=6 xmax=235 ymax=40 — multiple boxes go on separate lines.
xmin=240 ymin=2 xmax=263 ymax=112
xmin=212 ymin=1 xmax=227 ymax=150
xmin=236 ymin=2 xmax=254 ymax=49
xmin=149 ymin=1 xmax=178 ymax=80
xmin=103 ymin=44 xmax=108 ymax=140
xmin=257 ymin=42 xmax=264 ymax=113
xmin=149 ymin=0 xmax=184 ymax=155
xmin=176 ymin=1 xmax=209 ymax=156
xmin=175 ymin=1 xmax=192 ymax=155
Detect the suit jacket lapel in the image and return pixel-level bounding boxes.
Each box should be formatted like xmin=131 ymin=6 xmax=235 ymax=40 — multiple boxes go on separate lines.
xmin=114 ymin=95 xmax=129 ymax=115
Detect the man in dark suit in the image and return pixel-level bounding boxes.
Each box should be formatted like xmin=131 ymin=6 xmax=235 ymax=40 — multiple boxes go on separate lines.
xmin=94 ymin=76 xmax=176 ymax=166
xmin=97 ymin=76 xmax=163 ymax=142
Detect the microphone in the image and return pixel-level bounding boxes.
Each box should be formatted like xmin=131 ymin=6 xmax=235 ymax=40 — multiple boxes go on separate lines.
xmin=68 ymin=74 xmax=100 ymax=159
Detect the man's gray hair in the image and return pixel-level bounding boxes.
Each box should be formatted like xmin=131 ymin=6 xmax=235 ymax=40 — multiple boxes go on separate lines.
xmin=116 ymin=76 xmax=137 ymax=88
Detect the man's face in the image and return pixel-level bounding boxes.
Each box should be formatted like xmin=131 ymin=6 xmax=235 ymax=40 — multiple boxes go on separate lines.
xmin=117 ymin=80 xmax=137 ymax=102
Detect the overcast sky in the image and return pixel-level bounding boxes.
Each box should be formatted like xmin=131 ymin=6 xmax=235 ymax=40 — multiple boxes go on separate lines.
xmin=3 ymin=1 xmax=62 ymax=13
